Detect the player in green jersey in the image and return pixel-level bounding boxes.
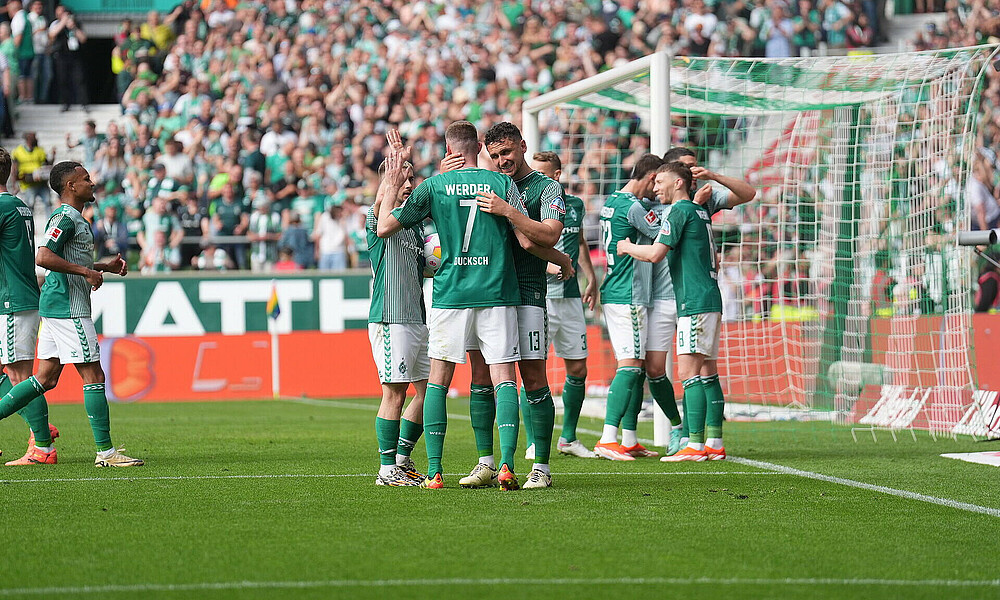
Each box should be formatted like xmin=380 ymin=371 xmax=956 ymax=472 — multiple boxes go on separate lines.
xmin=0 ymin=147 xmax=60 ymax=465
xmin=0 ymin=161 xmax=143 ymax=467
xmin=376 ymin=121 xmax=537 ymax=490
xmin=367 ymin=130 xmax=427 ymax=487
xmin=618 ymin=160 xmax=756 ymax=461
xmin=531 ymin=151 xmax=598 ymax=459
xmin=458 ymin=122 xmax=574 ymax=490
xmin=594 ymin=154 xmax=677 ymax=461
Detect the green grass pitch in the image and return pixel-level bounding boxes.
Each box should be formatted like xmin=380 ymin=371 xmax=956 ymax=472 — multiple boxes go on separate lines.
xmin=0 ymin=398 xmax=998 ymax=600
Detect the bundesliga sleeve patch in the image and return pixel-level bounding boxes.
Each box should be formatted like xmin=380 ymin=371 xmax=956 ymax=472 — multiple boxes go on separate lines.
xmin=549 ymin=195 xmax=566 ymax=214
xmin=46 ymin=226 xmax=63 ymax=242
xmin=645 ymin=210 xmax=658 ymax=226
xmin=660 ymin=221 xmax=671 ymax=236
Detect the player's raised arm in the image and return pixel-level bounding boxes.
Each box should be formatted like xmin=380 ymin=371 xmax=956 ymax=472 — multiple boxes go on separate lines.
xmin=375 ymin=139 xmax=412 ymax=238
xmin=691 ymin=166 xmax=756 ymax=208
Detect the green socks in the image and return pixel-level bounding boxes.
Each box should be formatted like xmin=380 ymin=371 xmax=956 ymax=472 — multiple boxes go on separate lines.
xmin=375 ymin=417 xmax=400 ymax=466
xmin=704 ymin=374 xmax=725 ymax=440
xmin=0 ymin=375 xmax=52 ymax=447
xmin=682 ymin=377 xmax=707 ymax=444
xmin=83 ymin=383 xmax=113 ymax=452
xmin=422 ymin=383 xmax=449 ymax=477
xmin=519 ymin=386 xmax=534 ymax=449
xmin=0 ymin=376 xmax=45 ymax=420
xmin=469 ymin=384 xmax=495 ymax=458
xmin=604 ymin=367 xmax=642 ymax=427
xmin=525 ymin=387 xmax=555 ymax=464
xmin=397 ymin=418 xmax=422 ymax=459
xmin=649 ymin=375 xmax=681 ymax=426
xmin=495 ymin=381 xmax=519 ymax=471
xmin=621 ymin=371 xmax=645 ymax=431
xmin=681 ymin=392 xmax=690 ymax=438
xmin=560 ymin=375 xmax=586 ymax=442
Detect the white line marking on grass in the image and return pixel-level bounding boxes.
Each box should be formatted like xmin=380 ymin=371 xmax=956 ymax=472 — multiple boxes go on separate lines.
xmin=2 ymin=576 xmax=999 ymax=595
xmin=284 ymin=398 xmax=1000 ymax=518
xmin=727 ymin=456 xmax=1000 ymax=518
xmin=0 ymin=472 xmax=780 ymax=484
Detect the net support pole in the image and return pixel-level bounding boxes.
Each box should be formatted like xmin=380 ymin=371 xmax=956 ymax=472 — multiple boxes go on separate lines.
xmin=523 ymin=103 xmax=540 ymax=160
xmin=650 ymin=50 xmax=672 ymax=446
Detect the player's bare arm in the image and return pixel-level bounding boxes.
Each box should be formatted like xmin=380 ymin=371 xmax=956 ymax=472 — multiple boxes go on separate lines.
xmin=36 ymin=247 xmax=104 ymax=290
xmin=691 ymin=166 xmax=756 ymax=206
xmin=578 ymin=235 xmax=599 ymax=311
xmin=616 ymin=238 xmax=669 ymax=263
xmin=475 ymin=191 xmax=562 ymax=247
xmin=515 ymin=229 xmax=574 ymax=280
xmin=95 ymin=253 xmax=128 ymax=277
xmin=375 ymin=137 xmax=410 ymax=238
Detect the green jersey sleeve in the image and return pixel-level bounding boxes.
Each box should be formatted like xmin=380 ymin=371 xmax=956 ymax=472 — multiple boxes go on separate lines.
xmin=657 ymin=205 xmax=686 ymax=249
xmin=627 ymin=202 xmax=661 ymax=239
xmin=392 ymin=180 xmax=431 ymax=228
xmin=505 ymin=180 xmax=528 ymax=216
xmin=538 ymin=180 xmax=565 ymax=222
xmin=365 ymin=206 xmax=377 ymax=233
xmin=42 ymin=214 xmax=75 ymax=254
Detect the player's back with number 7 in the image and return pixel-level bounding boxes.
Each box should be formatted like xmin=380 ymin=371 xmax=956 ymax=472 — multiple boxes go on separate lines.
xmin=395 ymin=167 xmax=523 ymax=309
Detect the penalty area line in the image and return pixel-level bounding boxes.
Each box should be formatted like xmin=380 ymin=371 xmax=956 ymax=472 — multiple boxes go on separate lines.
xmin=1 ymin=576 xmax=999 ymax=595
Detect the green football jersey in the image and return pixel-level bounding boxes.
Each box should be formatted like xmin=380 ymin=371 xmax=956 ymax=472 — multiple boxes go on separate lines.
xmin=392 ymin=167 xmax=526 ymax=309
xmin=657 ymin=199 xmax=722 ymax=316
xmin=547 ymin=193 xmax=585 ymax=299
xmin=598 ymin=191 xmax=660 ymax=306
xmin=366 ymin=205 xmax=425 ymax=324
xmin=0 ymin=192 xmax=40 ymax=314
xmin=512 ymin=171 xmax=565 ymax=307
xmin=39 ymin=204 xmax=96 ymax=319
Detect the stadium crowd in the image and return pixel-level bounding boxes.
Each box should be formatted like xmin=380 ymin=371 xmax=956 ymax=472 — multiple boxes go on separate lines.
xmin=45 ymin=0 xmax=886 ymax=274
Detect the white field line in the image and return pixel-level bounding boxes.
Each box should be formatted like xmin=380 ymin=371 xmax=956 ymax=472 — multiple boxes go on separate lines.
xmin=2 ymin=576 xmax=999 ymax=596
xmin=0 ymin=471 xmax=780 ymax=485
xmin=284 ymin=397 xmax=1000 ymax=518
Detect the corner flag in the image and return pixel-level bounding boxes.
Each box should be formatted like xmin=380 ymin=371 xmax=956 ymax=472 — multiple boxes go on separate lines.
xmin=267 ymin=284 xmax=280 ymax=320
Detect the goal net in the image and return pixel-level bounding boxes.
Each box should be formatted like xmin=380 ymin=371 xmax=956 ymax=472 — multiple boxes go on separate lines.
xmin=523 ymin=46 xmax=999 ymax=437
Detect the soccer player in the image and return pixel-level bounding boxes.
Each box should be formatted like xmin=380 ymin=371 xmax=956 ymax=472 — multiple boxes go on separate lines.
xmin=376 ymin=120 xmax=531 ymax=490
xmin=530 ymin=151 xmax=597 ymax=458
xmin=0 ymin=161 xmax=143 ymax=467
xmin=661 ymin=147 xmax=757 ymax=457
xmin=459 ymin=122 xmax=572 ymax=490
xmin=594 ymin=154 xmax=680 ymax=460
xmin=366 ymin=130 xmax=427 ymax=487
xmin=618 ymin=160 xmax=755 ymax=461
xmin=0 ymin=147 xmax=59 ymax=465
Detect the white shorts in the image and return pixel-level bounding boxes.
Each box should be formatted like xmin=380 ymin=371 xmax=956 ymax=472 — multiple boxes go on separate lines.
xmin=368 ymin=323 xmax=430 ymax=384
xmin=646 ymin=300 xmax=678 ymax=352
xmin=37 ymin=317 xmax=101 ymax=364
xmin=516 ymin=305 xmax=548 ymax=361
xmin=603 ymin=303 xmax=646 ymax=361
xmin=676 ymin=312 xmax=722 ymax=359
xmin=546 ymin=298 xmax=588 ymax=360
xmin=430 ymin=306 xmax=520 ymax=365
xmin=0 ymin=310 xmax=39 ymax=364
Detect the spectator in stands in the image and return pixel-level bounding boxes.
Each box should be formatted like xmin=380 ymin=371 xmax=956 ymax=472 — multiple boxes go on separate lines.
xmin=93 ymin=204 xmax=129 ymax=259
xmin=280 ymin=212 xmax=313 ymax=269
xmin=272 ymin=246 xmax=300 ymax=272
xmin=27 ymin=0 xmax=50 ymax=104
xmin=159 ymin=139 xmax=194 ymax=186
xmin=11 ymin=131 xmax=50 ymax=211
xmin=66 ymin=120 xmax=104 ymax=174
xmin=92 ymin=136 xmax=128 ymax=187
xmin=209 ymin=182 xmax=248 ymax=269
xmin=968 ymin=157 xmax=1000 ymax=231
xmin=313 ymin=202 xmax=348 ymax=271
xmin=48 ymin=8 xmax=87 ymax=112
xmin=248 ymin=197 xmax=282 ymax=272
xmin=192 ymin=239 xmax=233 ymax=271
xmin=177 ymin=191 xmax=208 ymax=267
xmin=137 ymin=196 xmax=183 ymax=263
xmin=0 ymin=28 xmax=12 ymax=138
xmin=761 ymin=3 xmax=796 ymax=57
xmin=8 ymin=0 xmax=32 ymax=103
xmin=141 ymin=230 xmax=181 ymax=273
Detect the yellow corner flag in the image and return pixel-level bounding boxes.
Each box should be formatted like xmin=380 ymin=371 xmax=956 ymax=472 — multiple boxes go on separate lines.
xmin=266 ymin=283 xmax=280 ymax=320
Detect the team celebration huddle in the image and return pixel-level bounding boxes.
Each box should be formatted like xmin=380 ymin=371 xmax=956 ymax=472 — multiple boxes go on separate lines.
xmin=367 ymin=119 xmax=756 ymax=489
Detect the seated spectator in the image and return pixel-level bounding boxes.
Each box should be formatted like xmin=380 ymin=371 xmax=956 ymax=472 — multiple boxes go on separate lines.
xmin=141 ymin=229 xmax=181 ymax=273
xmin=192 ymin=239 xmax=234 ymax=271
xmin=273 ymin=246 xmax=300 ymax=272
